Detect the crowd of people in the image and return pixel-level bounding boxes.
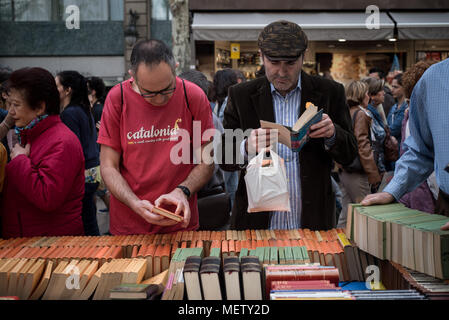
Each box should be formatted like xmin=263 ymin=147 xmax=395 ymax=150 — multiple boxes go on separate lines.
xmin=0 ymin=19 xmax=448 ymax=239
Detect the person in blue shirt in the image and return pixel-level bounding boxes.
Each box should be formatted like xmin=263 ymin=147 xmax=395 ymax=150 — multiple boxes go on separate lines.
xmin=362 ymin=77 xmax=387 ymax=176
xmin=362 ymin=58 xmax=449 ymax=231
xmin=386 ymin=73 xmax=407 ymax=170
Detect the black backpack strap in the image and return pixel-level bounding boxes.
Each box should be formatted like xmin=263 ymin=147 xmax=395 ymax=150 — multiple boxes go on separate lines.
xmin=182 ymin=79 xmax=194 ymax=121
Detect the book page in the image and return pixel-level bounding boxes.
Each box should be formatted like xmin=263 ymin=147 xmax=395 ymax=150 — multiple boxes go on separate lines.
xmin=259 ymin=120 xmax=291 ymax=148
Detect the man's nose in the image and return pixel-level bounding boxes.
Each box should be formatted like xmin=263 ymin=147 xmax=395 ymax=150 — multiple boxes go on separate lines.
xmin=278 ymin=63 xmax=289 ymax=77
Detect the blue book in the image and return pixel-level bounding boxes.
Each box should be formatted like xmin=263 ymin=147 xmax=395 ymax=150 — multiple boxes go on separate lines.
xmin=260 ymin=103 xmax=323 ymax=152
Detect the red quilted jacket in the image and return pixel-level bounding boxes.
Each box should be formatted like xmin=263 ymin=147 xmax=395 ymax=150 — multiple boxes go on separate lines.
xmin=1 ymin=115 xmax=85 ymax=238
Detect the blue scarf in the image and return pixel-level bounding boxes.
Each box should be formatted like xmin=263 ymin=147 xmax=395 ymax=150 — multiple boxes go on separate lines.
xmin=15 ymin=114 xmax=48 ymax=145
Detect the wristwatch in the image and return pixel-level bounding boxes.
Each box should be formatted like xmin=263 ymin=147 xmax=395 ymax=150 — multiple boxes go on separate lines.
xmin=176 ymin=185 xmax=191 ymax=198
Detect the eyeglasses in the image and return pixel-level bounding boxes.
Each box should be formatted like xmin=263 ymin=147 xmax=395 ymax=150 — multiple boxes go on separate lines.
xmin=135 ymin=78 xmax=176 ymax=98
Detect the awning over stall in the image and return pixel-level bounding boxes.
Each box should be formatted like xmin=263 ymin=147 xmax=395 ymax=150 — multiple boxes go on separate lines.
xmin=192 ymin=11 xmax=449 ymax=41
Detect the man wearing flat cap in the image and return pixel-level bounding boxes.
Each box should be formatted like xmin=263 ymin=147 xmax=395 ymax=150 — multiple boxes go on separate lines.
xmin=220 ymin=20 xmax=357 ymax=231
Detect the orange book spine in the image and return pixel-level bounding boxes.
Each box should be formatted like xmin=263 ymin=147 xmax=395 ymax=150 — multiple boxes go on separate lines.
xmin=137 ymin=245 xmax=148 ymax=257
xmin=221 ymin=240 xmax=229 ymax=254
xmin=196 ymin=240 xmax=204 ymax=248
xmin=276 ymin=239 xmax=284 ymax=248
xmin=262 ymin=239 xmax=270 ymax=248
xmin=180 ymin=241 xmax=188 ymax=249
xmin=235 ymin=240 xmax=241 ymax=254
xmin=145 ymin=244 xmax=157 ymax=257
xmin=249 ymin=240 xmax=256 ymax=251
xmin=228 ymin=240 xmax=235 ymax=253
xmin=94 ymin=246 xmax=109 ymax=259
xmin=255 ymin=239 xmax=264 ymax=249
xmin=131 ymin=245 xmax=139 ymax=258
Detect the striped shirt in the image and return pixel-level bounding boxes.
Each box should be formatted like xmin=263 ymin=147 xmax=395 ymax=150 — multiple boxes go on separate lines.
xmin=384 ymin=58 xmax=449 ymax=199
xmin=269 ymin=78 xmax=303 ymax=229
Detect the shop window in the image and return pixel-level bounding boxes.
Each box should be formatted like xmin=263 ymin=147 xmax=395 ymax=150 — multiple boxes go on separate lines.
xmin=0 ymin=0 xmax=123 ymax=21
xmin=416 ymin=51 xmax=449 ymax=62
xmin=151 ymin=0 xmax=172 ymax=47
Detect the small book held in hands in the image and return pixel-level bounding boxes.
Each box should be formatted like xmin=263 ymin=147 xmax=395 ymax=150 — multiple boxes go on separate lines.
xmin=153 ymin=206 xmax=183 ymax=222
xmin=260 ymin=102 xmax=323 ymax=152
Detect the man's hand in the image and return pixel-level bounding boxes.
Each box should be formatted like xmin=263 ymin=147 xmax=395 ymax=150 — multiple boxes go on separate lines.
xmin=361 ymin=192 xmax=395 ymax=206
xmin=309 ymin=113 xmax=335 ymax=139
xmin=11 ymin=143 xmax=30 ymax=160
xmin=96 ymin=121 xmax=101 ymax=130
xmin=441 ymin=221 xmax=449 ymax=231
xmin=246 ymin=128 xmax=278 ymax=155
xmin=130 ymin=199 xmax=179 ymax=227
xmin=154 ymin=187 xmax=191 ymax=228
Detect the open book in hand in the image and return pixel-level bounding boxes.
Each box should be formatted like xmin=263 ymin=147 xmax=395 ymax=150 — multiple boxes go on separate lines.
xmin=260 ymin=102 xmax=323 ymax=152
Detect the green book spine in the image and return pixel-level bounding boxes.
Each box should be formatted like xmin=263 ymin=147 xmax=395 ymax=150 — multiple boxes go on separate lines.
xmin=278 ymin=247 xmax=286 ymax=264
xmin=270 ymin=247 xmax=278 ymax=264
xmin=249 ymin=249 xmax=257 ymax=256
xmin=263 ymin=247 xmax=271 ymax=264
xmin=255 ymin=247 xmax=265 ymax=263
xmin=284 ymin=246 xmax=294 ymax=264
xmin=172 ymin=248 xmax=183 ymax=262
xmin=209 ymin=247 xmax=221 ymax=258
xmin=239 ymin=248 xmax=248 ymax=259
xmin=300 ymin=246 xmax=310 ymax=262
xmin=292 ymin=246 xmax=303 ymax=263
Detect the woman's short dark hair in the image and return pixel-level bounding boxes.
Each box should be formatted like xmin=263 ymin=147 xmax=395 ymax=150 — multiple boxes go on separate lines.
xmin=212 ymin=69 xmax=238 ymax=106
xmin=393 ymin=73 xmax=403 ymax=86
xmin=87 ymin=76 xmax=106 ymax=103
xmin=7 ymin=67 xmax=60 ymax=115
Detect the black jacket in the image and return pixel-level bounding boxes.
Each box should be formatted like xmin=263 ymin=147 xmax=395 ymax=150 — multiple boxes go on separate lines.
xmin=219 ymin=71 xmax=357 ymax=230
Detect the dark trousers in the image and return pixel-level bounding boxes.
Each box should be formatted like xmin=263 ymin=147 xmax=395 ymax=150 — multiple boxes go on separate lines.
xmin=435 ymin=189 xmax=449 ymax=217
xmin=82 ymin=182 xmax=100 ymax=236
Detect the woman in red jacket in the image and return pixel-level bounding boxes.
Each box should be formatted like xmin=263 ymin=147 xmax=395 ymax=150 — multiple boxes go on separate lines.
xmin=1 ymin=67 xmax=85 ymax=238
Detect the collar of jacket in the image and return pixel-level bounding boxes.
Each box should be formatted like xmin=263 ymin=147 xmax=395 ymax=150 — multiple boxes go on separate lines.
xmin=250 ymin=71 xmax=323 ymax=123
xmin=17 ymin=115 xmax=59 ymax=146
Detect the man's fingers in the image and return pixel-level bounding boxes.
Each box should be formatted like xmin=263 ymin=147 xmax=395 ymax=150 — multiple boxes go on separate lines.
xmin=441 ymin=221 xmax=449 ymax=231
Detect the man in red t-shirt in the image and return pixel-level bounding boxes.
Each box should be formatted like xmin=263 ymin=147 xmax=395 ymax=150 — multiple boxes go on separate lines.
xmin=98 ymin=40 xmax=214 ymax=235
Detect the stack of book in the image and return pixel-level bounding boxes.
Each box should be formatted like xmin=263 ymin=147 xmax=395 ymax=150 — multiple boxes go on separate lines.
xmin=347 ymin=203 xmax=449 ymax=279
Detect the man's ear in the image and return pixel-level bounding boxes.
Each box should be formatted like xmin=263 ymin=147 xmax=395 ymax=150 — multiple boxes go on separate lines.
xmin=128 ymin=69 xmax=134 ymax=78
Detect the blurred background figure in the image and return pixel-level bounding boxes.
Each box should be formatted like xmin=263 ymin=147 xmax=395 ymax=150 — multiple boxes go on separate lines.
xmin=2 ymin=67 xmax=85 ymax=238
xmin=233 ymin=69 xmax=247 ymax=84
xmin=179 ymin=69 xmax=231 ymax=229
xmin=212 ymin=68 xmax=238 ymax=123
xmin=56 ymin=71 xmax=101 ymax=236
xmin=386 ymin=73 xmax=407 ymax=170
xmin=87 ymin=76 xmax=106 ymax=132
xmin=368 ymin=67 xmax=395 ymax=118
xmin=0 ymin=67 xmax=15 ymax=152
xmin=362 ymin=77 xmax=387 ymax=177
xmin=87 ymin=76 xmax=110 ymax=219
xmin=337 ymin=80 xmax=382 ymax=228
xmin=211 ymin=68 xmax=239 ymax=208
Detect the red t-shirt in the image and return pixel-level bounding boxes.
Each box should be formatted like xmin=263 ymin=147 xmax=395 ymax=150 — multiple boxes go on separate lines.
xmin=98 ymin=77 xmax=214 ymax=235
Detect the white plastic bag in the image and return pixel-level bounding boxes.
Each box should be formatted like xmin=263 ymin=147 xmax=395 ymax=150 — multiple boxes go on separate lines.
xmin=244 ymin=149 xmax=290 ymax=213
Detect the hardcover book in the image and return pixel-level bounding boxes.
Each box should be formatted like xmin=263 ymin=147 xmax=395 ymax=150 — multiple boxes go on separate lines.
xmin=260 ymin=102 xmax=323 ymax=152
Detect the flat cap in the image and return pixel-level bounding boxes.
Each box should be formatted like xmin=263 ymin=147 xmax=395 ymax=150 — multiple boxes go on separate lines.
xmin=258 ymin=20 xmax=308 ymax=61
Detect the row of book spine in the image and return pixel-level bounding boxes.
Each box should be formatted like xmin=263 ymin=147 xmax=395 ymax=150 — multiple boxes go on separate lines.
xmin=347 ymin=203 xmax=449 ymax=279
